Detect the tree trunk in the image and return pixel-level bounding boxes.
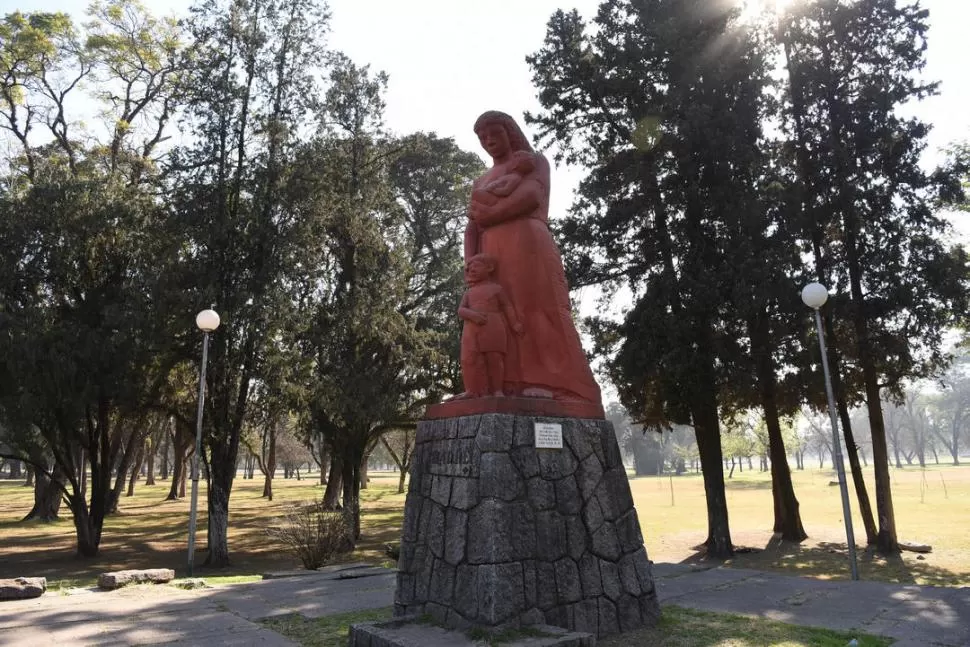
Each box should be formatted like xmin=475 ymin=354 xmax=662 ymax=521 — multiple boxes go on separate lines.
xmin=322 ymin=453 xmax=343 ymax=509
xmin=166 ymin=428 xmax=191 ymax=501
xmin=863 ymin=367 xmax=899 ymax=553
xmin=22 ymin=463 xmax=63 ymax=522
xmin=108 ymin=435 xmax=142 ymax=513
xmin=78 ymin=447 xmax=87 ymax=500
xmin=68 ymin=496 xmax=103 ymax=558
xmin=342 ymin=445 xmax=362 ymax=543
xmin=126 ymin=443 xmax=146 ymax=497
xmin=262 ymin=424 xmax=276 ymax=501
xmin=204 ymin=458 xmax=234 ymax=568
xmin=10 ymin=460 xmax=22 ymax=480
xmin=160 ymin=429 xmax=171 ymax=480
xmin=692 ymin=346 xmax=733 ymax=559
xmin=359 ymin=452 xmax=369 ymax=490
xmin=951 ymin=421 xmax=961 ymax=465
xmin=145 ymin=439 xmax=156 ymax=486
xmin=398 ymin=466 xmax=407 ymax=494
xmin=755 ymin=329 xmax=808 ymax=541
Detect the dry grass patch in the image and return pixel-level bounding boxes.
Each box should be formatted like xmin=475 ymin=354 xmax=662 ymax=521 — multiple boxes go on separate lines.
xmin=1 ymin=464 xmax=968 ymax=587
xmin=0 ymin=472 xmax=405 ymax=585
xmin=633 ymin=464 xmax=970 ymax=586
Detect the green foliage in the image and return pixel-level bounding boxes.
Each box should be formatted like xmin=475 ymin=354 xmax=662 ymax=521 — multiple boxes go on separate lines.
xmin=529 ymin=0 xmax=968 ymax=553
xmin=0 ymin=169 xmax=176 ymax=554
xmin=528 ymin=0 xmax=782 ymax=556
xmin=261 ymin=608 xmax=393 ymax=647
xmin=781 ymin=0 xmax=970 ymax=399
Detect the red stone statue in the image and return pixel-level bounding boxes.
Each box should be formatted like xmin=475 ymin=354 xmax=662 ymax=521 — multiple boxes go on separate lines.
xmin=458 ymin=253 xmax=523 ymax=398
xmin=455 ymin=110 xmax=602 ymax=411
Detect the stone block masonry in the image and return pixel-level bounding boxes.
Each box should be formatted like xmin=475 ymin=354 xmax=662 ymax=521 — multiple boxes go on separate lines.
xmin=394 ymin=414 xmax=659 ymax=638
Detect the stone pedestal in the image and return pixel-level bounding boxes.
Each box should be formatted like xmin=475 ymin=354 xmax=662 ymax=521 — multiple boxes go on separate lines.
xmin=394 ymin=413 xmax=659 ymax=638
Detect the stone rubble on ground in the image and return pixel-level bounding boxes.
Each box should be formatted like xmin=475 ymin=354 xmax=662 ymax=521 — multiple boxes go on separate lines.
xmin=97 ymin=568 xmax=175 ymax=590
xmin=0 ymin=577 xmax=46 ymax=601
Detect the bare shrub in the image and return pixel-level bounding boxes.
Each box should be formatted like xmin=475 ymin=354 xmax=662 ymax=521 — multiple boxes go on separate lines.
xmin=267 ymin=502 xmax=353 ymax=570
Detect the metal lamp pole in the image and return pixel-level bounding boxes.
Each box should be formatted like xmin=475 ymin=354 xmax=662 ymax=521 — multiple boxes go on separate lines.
xmin=188 ymin=308 xmax=220 ymax=576
xmin=801 ymin=283 xmax=859 ymax=581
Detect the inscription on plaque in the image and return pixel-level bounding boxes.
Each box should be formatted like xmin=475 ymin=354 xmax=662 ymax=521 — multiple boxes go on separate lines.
xmin=534 ymin=422 xmax=563 ymax=449
xmin=427 ymin=439 xmax=476 ymax=476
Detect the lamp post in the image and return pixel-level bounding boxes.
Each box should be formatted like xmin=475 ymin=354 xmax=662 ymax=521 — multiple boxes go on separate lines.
xmin=188 ymin=308 xmax=220 ymax=576
xmin=801 ymin=283 xmax=859 ymax=581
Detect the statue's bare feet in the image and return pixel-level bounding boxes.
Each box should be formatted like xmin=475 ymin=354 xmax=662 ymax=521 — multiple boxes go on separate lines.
xmin=522 ymin=387 xmax=554 ymax=399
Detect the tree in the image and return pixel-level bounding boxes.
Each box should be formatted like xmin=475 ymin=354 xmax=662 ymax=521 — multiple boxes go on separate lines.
xmin=779 ymin=0 xmax=970 ymax=553
xmin=0 ymin=2 xmax=183 ymax=555
xmin=389 ymin=132 xmax=485 ymax=400
xmin=290 ymin=56 xmax=442 ymax=541
xmin=165 ymin=0 xmax=330 ymax=566
xmin=930 ymin=351 xmax=970 ymax=465
xmin=379 ymin=426 xmax=416 ymax=494
xmin=0 ymin=170 xmax=178 ymax=555
xmin=527 ymin=0 xmax=796 ymax=557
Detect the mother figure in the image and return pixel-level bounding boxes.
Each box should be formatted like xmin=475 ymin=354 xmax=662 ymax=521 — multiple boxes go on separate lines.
xmin=464 ymin=110 xmax=601 ymax=406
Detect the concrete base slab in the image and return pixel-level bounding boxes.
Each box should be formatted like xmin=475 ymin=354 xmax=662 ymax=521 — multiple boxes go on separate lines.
xmin=349 ymin=615 xmax=595 ymax=647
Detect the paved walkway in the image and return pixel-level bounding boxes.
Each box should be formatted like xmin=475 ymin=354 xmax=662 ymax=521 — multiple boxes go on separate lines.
xmin=0 ymin=562 xmax=966 ymax=646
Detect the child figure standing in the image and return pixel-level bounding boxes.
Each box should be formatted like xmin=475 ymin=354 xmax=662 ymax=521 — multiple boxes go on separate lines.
xmin=458 ymin=253 xmax=523 ymax=398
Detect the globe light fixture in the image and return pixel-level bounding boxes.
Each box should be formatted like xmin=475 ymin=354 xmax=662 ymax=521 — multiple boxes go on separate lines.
xmin=195 ymin=309 xmax=221 ymax=332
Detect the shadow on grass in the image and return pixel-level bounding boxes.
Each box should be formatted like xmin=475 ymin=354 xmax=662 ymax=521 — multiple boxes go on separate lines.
xmin=674 ymin=535 xmax=968 ymax=587
xmin=0 ymin=510 xmax=401 ymax=584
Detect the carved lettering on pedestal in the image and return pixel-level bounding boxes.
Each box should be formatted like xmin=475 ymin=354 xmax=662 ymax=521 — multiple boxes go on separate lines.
xmin=428 ymin=439 xmax=477 ymax=477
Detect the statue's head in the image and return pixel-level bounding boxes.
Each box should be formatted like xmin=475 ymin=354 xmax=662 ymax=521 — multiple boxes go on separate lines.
xmin=465 ymin=253 xmax=497 ymax=282
xmin=474 ymin=111 xmax=533 ymax=160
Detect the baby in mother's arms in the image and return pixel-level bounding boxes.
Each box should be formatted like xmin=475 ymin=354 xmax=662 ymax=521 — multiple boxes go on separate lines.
xmin=474 ymin=150 xmax=536 ymax=205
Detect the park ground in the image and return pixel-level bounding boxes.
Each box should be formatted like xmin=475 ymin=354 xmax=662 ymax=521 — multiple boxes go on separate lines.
xmin=1 ymin=464 xmax=968 ymax=588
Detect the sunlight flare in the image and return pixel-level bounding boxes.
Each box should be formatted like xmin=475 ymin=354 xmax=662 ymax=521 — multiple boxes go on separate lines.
xmin=738 ymin=0 xmax=798 ymax=23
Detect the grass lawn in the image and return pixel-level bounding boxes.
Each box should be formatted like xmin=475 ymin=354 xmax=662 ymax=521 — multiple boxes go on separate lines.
xmin=1 ymin=464 xmax=968 ymax=588
xmin=261 ymin=605 xmax=892 ymax=647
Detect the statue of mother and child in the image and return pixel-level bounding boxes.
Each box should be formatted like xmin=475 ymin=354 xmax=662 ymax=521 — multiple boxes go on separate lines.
xmin=451 ymin=110 xmax=603 ymax=417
